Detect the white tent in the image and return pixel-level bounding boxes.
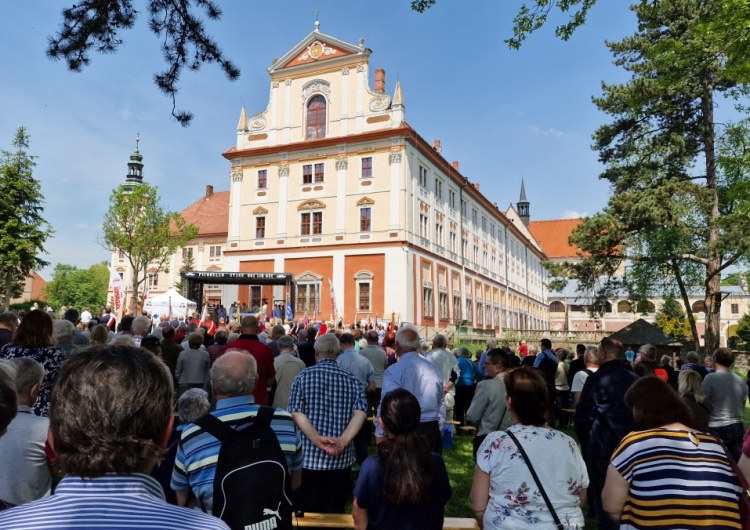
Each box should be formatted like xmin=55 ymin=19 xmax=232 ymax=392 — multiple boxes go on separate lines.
xmin=143 ymin=289 xmax=197 ymax=320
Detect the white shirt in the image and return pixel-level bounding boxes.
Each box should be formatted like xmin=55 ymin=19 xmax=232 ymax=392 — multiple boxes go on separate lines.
xmin=571 ymin=367 xmax=598 ymax=394
xmin=426 ymin=348 xmax=460 ymax=395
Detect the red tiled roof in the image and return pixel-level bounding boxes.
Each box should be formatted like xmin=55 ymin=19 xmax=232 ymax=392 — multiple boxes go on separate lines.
xmin=528 ymin=218 xmax=582 ymax=259
xmin=180 ymin=190 xmax=229 ymax=237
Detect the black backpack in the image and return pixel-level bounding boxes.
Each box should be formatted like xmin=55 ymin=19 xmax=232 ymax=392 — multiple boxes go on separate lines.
xmin=536 ymin=350 xmax=558 ymax=386
xmin=193 ymin=407 xmax=293 ymax=530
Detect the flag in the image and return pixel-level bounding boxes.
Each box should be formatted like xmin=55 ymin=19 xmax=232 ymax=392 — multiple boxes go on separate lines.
xmin=302 ymin=313 xmax=309 ymax=328
xmin=201 ymin=304 xmax=209 ymax=322
xmin=328 ymin=277 xmax=337 ymax=322
xmin=318 ymin=322 xmax=327 ymax=337
xmin=168 ymin=296 xmax=173 ymax=320
xmin=271 ymin=308 xmax=279 ymax=319
xmin=286 ymin=300 xmax=294 ymax=320
xmin=108 ymin=267 xmax=124 ymax=316
xmin=314 ymin=283 xmax=319 ymax=321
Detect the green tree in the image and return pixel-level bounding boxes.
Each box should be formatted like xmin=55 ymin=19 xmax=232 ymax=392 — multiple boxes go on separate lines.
xmin=735 ymin=310 xmax=750 ymax=344
xmin=102 ymin=183 xmax=197 ymax=315
xmin=655 ymin=295 xmax=692 ymax=341
xmin=0 ymin=128 xmax=52 ymax=308
xmin=549 ymin=0 xmax=750 ymax=354
xmin=42 ymin=262 xmax=110 ymax=310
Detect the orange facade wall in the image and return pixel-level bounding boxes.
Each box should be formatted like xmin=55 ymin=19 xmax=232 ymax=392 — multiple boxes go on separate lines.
xmin=344 ymin=254 xmax=385 ymax=323
xmin=239 ymin=260 xmax=275 ymax=307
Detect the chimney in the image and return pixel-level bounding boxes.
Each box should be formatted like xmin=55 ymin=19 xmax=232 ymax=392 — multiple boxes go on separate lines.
xmin=493 ymin=202 xmax=498 ymax=209
xmin=433 ymin=139 xmax=442 ymax=152
xmin=474 ymin=183 xmax=480 ymax=191
xmin=205 ymin=185 xmax=214 ymax=198
xmin=452 ymin=161 xmax=459 ymax=170
xmin=374 ymin=68 xmax=385 ymax=94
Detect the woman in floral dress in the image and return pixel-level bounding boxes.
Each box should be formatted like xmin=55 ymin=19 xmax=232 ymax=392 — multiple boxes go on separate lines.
xmin=470 ymin=366 xmax=588 ymax=529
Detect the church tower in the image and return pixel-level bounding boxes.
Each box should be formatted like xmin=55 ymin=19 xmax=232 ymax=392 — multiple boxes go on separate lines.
xmin=123 ymin=134 xmax=144 ymax=192
xmin=517 ymin=178 xmax=530 ymax=226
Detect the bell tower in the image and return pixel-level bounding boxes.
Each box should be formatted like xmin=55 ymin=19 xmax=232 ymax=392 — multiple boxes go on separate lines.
xmin=517 ymin=178 xmax=530 ymax=226
xmin=123 ymin=133 xmax=144 ymax=192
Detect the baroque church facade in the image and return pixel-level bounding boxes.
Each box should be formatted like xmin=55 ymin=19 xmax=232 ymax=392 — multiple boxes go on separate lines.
xmin=111 ymin=24 xmax=549 ymax=332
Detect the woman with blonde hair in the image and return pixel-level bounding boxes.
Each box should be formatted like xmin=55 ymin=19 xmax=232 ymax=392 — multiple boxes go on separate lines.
xmin=678 ymin=369 xmax=712 ymax=432
xmin=89 ymin=324 xmax=110 ymax=346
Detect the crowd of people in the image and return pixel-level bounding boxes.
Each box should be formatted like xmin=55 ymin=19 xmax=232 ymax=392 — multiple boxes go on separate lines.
xmin=0 ymin=305 xmax=748 ymax=529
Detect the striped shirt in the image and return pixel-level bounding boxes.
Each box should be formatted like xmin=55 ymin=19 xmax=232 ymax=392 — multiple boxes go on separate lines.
xmin=0 ymin=474 xmax=229 ymax=529
xmin=288 ymin=358 xmax=368 ymax=470
xmin=171 ymin=395 xmax=302 ymax=513
xmin=610 ymin=428 xmax=742 ymax=529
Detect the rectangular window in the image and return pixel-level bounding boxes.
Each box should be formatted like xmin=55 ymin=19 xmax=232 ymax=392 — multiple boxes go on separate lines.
xmin=147 ymin=273 xmax=159 ymax=288
xmin=490 ymin=223 xmax=496 ymax=238
xmin=358 ymin=283 xmax=371 ymax=311
xmin=312 ymin=211 xmax=323 ymax=234
xmin=250 ymin=286 xmax=262 ymax=311
xmin=474 ymin=245 xmax=479 ymax=264
xmin=301 ymin=212 xmax=311 ymax=235
xmin=423 ymin=286 xmax=434 ymax=318
xmin=461 ymin=200 xmax=467 ymax=217
xmin=419 ymin=213 xmax=429 ymax=239
xmin=482 ymin=216 xmax=487 ymax=232
xmin=181 ymin=248 xmax=193 ymax=260
xmin=477 ymin=303 xmax=483 ymax=326
xmin=360 ymin=207 xmax=372 ymax=232
xmin=257 ymin=169 xmax=267 ymax=189
xmin=209 ymin=245 xmax=222 ymax=258
xmin=453 ymin=296 xmax=462 ymax=321
xmin=448 ymin=189 xmax=456 ymax=209
xmin=466 ymin=298 xmax=473 ymax=322
xmin=439 ymin=292 xmax=449 ymax=320
xmin=118 ymin=250 xmax=125 ymax=259
xmin=731 ymin=303 xmax=739 ymax=314
xmin=435 ymin=178 xmax=442 ymax=199
xmin=472 ymin=209 xmax=478 ymax=225
xmin=419 ymin=165 xmax=428 ymax=188
xmin=303 ymin=164 xmax=313 ymax=184
xmin=256 ymin=217 xmax=266 ymax=239
xmin=449 ymin=232 xmax=457 ymax=253
xmin=296 ymin=285 xmax=309 ymax=313
xmin=314 ymin=163 xmax=325 ymax=183
xmin=435 ymin=223 xmax=443 ymax=247
xmin=361 ymin=157 xmax=372 ymax=178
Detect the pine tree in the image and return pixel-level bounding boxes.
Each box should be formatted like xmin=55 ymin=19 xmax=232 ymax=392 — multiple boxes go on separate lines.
xmin=0 ymin=128 xmax=52 ymax=308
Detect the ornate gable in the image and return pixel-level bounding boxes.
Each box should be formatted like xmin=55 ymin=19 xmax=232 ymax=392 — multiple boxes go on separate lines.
xmin=269 ymin=25 xmax=368 ymax=75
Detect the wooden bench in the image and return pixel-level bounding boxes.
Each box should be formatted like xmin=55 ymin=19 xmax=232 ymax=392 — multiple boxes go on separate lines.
xmin=293 ymin=512 xmax=479 ymax=529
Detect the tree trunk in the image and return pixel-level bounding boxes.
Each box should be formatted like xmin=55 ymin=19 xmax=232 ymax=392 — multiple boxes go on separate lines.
xmin=701 ymin=80 xmax=721 ymax=355
xmin=672 ymin=260 xmax=700 ymax=348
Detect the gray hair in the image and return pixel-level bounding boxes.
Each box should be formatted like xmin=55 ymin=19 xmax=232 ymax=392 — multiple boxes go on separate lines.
xmin=10 ymin=358 xmax=44 ymax=397
xmin=109 ymin=335 xmax=136 ymax=347
xmin=53 ymin=319 xmax=75 ymax=340
xmin=584 ymin=346 xmax=600 ymax=365
xmin=528 ymin=344 xmax=538 ymax=355
xmin=0 ymin=360 xmax=17 ymax=382
xmin=314 ymin=333 xmax=341 ymax=358
xmin=486 ymin=338 xmax=498 ymax=349
xmin=396 ymin=326 xmax=421 ymax=351
xmin=211 ymin=350 xmax=257 ymax=396
xmin=278 ymin=335 xmax=295 ymax=351
xmin=271 ymin=324 xmax=285 ymax=339
xmin=187 ymin=332 xmax=204 ymax=349
xmin=638 ymin=344 xmax=657 ymax=361
xmin=228 ymin=332 xmax=240 ymax=343
xmin=132 ymin=316 xmax=151 ymax=336
xmin=556 ymin=348 xmax=570 ymax=362
xmin=685 ymin=351 xmax=700 ymax=363
xmin=454 ymin=347 xmax=471 ymax=359
xmin=177 ymin=388 xmax=210 ymax=423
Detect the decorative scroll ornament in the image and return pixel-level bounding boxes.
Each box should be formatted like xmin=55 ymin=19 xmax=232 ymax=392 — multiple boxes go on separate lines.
xmin=299 ymin=40 xmax=338 ymax=61
xmin=341 ymin=68 xmax=349 ymax=75
xmin=301 ymin=81 xmax=331 ymax=100
xmin=250 ymin=112 xmax=266 ymax=131
xmin=369 ymin=93 xmax=391 ymax=112
xmin=388 ymin=151 xmax=402 ymax=164
xmin=231 ymin=170 xmax=243 ymax=182
xmin=335 ymin=158 xmax=348 ymax=170
xmin=356 ymin=65 xmax=364 ymax=73
xmin=278 ymin=164 xmax=290 ymax=177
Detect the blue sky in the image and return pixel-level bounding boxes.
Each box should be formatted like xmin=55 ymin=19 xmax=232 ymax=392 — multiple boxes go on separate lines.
xmin=0 ymin=1 xmax=640 ymax=280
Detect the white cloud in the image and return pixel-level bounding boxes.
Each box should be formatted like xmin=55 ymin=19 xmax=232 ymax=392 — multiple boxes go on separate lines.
xmin=562 ymin=210 xmax=587 ymax=219
xmin=529 ymin=126 xmax=577 ymax=139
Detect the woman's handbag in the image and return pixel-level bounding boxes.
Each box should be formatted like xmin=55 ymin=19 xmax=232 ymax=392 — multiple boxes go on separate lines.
xmin=506 ymin=430 xmax=565 ymax=530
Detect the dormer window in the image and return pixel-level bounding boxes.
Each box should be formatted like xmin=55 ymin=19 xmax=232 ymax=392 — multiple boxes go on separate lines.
xmin=306 ymin=95 xmax=327 ymax=139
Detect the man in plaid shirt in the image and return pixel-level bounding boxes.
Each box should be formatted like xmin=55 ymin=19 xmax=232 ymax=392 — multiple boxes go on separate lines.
xmin=288 ymin=333 xmax=367 ymax=513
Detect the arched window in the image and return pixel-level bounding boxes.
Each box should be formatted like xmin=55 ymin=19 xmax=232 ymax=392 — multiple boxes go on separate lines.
xmin=306 ymin=95 xmax=327 ymax=139
xmin=617 ymin=300 xmax=632 ymax=313
xmin=549 ymin=301 xmax=565 ymax=313
xmin=636 ymin=300 xmax=656 ymax=314
xmin=692 ymin=300 xmax=707 ymax=314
